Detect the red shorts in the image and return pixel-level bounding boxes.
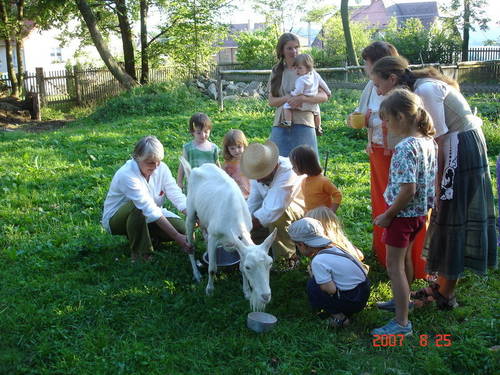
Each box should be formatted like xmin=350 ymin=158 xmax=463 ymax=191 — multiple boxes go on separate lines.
xmin=383 ymin=216 xmax=426 ymax=248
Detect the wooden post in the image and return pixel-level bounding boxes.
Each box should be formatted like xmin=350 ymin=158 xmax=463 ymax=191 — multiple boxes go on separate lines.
xmin=32 ymin=92 xmax=41 ymax=121
xmin=35 ymin=67 xmax=46 ymax=106
xmin=217 ymin=67 xmax=223 ymax=111
xmin=344 ymin=61 xmax=348 ymax=82
xmin=73 ymin=65 xmax=82 ymax=105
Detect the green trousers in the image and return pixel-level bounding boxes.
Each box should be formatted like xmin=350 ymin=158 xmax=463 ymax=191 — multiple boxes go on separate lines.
xmin=109 ymin=201 xmax=185 ymax=256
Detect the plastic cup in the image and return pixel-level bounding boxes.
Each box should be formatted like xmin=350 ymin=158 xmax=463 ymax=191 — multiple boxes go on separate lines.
xmin=350 ymin=112 xmax=366 ymax=129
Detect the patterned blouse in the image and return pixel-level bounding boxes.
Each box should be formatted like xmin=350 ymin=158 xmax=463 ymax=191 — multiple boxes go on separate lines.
xmin=384 ymin=136 xmax=437 ymax=217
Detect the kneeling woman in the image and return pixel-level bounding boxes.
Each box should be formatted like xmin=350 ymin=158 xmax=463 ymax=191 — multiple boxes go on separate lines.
xmin=102 ymin=136 xmax=192 ymax=261
xmin=288 ymin=217 xmax=370 ymax=327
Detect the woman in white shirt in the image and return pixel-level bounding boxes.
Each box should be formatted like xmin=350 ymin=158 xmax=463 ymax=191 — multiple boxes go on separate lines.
xmin=102 ymin=136 xmax=192 ymax=261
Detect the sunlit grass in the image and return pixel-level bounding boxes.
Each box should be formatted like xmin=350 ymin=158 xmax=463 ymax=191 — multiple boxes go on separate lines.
xmin=0 ymin=85 xmax=498 ymax=374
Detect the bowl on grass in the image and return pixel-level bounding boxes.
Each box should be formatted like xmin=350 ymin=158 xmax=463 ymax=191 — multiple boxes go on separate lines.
xmin=202 ymin=246 xmax=240 ymax=269
xmin=247 ymin=312 xmax=278 ymax=333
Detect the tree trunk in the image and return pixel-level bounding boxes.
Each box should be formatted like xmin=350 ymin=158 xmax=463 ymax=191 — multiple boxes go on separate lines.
xmin=140 ymin=0 xmax=149 ymax=84
xmin=115 ymin=0 xmax=137 ymax=80
xmin=341 ymin=0 xmax=358 ymax=66
xmin=16 ymin=0 xmax=25 ymax=94
xmin=461 ymin=0 xmax=470 ymax=61
xmin=75 ymin=0 xmax=137 ymax=89
xmin=0 ymin=0 xmax=20 ymax=97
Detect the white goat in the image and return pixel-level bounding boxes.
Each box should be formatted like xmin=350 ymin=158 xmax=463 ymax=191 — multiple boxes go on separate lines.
xmin=180 ymin=158 xmax=276 ymax=311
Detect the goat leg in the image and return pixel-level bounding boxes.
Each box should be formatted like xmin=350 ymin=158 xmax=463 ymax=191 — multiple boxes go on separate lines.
xmin=189 ymin=253 xmax=202 ymax=283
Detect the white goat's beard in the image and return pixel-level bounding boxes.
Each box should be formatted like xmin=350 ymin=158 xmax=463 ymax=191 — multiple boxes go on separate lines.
xmin=250 ymin=294 xmax=267 ymax=312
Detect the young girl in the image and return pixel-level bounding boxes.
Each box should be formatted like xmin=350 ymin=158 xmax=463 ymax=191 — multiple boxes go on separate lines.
xmin=288 ymin=217 xmax=370 ymax=328
xmin=222 ymin=129 xmax=250 ymax=199
xmin=281 ymin=54 xmax=331 ymax=135
xmin=177 ymin=112 xmax=220 ymax=189
xmin=372 ymin=89 xmax=437 ymax=336
xmin=306 ymin=206 xmax=366 ymax=264
xmin=289 ymin=145 xmax=342 ymax=213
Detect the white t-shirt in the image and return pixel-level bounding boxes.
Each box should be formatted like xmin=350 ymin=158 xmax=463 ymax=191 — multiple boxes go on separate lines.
xmin=311 ymin=247 xmax=366 ymax=291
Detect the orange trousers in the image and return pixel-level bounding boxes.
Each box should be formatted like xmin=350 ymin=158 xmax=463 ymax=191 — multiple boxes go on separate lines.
xmin=369 ymin=145 xmax=428 ymax=279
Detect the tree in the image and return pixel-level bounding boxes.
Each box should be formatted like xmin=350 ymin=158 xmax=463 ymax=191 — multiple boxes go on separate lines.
xmin=0 ymin=0 xmax=19 ymax=97
xmin=75 ymin=0 xmax=137 ymax=89
xmin=252 ymin=0 xmax=310 ymax=33
xmin=234 ymin=26 xmax=278 ymax=69
xmin=115 ymin=0 xmax=137 ymax=80
xmin=311 ymin=12 xmax=370 ymax=67
xmin=442 ymin=0 xmax=490 ymax=61
xmin=340 ymin=0 xmax=358 ymax=66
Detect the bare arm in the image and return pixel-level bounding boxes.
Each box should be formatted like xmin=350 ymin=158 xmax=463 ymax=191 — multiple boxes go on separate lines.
xmin=373 ymin=183 xmax=416 ymax=228
xmin=268 ymin=93 xmax=291 ymax=107
xmin=155 ymin=216 xmax=193 ymax=253
xmin=287 ymin=89 xmax=328 ymax=108
xmin=319 ymin=281 xmax=337 ymax=295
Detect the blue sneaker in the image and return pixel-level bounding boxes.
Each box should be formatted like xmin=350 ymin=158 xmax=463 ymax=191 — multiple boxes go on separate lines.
xmin=371 ymin=319 xmax=413 ymax=336
xmin=376 ymin=299 xmax=414 ymax=312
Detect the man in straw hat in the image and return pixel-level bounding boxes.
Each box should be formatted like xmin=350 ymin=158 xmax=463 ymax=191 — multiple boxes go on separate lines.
xmin=241 ymin=140 xmax=305 ymax=265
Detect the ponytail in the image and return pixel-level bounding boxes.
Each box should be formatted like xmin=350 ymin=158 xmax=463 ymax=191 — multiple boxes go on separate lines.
xmin=416 ymin=107 xmax=436 ymax=137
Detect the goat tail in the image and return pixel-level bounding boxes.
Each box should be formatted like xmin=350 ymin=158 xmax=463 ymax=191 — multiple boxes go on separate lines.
xmin=179 ymin=156 xmax=192 ymax=180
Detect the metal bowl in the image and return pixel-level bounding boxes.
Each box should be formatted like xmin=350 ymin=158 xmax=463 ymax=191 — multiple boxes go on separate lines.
xmin=202 ymin=246 xmax=240 ymax=267
xmin=247 ymin=312 xmax=278 ymax=333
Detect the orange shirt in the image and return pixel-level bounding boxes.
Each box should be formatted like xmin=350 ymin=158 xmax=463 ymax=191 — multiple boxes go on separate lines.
xmin=302 ymin=175 xmax=342 ymax=212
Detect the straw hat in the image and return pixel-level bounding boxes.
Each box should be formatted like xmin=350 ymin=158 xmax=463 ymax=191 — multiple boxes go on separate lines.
xmin=240 ymin=140 xmax=279 ymax=180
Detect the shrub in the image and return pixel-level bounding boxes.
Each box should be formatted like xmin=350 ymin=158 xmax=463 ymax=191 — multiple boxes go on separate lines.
xmin=234 ymin=26 xmax=279 ymax=69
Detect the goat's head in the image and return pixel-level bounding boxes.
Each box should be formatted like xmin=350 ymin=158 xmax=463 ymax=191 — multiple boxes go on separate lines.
xmin=234 ymin=228 xmax=277 ymax=311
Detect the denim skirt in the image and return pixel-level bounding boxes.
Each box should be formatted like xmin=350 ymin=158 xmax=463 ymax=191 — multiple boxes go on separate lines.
xmin=270 ymin=124 xmax=318 ymax=157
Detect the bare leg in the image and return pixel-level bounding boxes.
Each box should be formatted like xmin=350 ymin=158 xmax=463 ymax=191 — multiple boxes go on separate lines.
xmin=386 ymin=243 xmax=412 ymax=326
xmin=404 ymin=244 xmax=414 ymax=287
xmin=437 ymin=276 xmax=458 ymax=299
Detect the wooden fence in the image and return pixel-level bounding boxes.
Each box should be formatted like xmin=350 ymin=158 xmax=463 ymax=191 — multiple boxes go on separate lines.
xmin=1 ymin=65 xmax=192 ymax=106
xmin=216 ymin=60 xmax=500 ymax=110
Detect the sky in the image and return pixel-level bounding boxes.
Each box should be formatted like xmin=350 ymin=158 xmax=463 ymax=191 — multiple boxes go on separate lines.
xmin=229 ymin=0 xmax=500 ymax=45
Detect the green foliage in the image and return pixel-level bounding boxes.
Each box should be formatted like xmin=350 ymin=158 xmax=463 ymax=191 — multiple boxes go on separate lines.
xmin=0 ymin=86 xmax=498 ymax=374
xmin=234 ymin=26 xmax=279 ymax=69
xmin=382 ymin=17 xmax=461 ymax=64
xmin=313 ymin=13 xmax=371 ymax=67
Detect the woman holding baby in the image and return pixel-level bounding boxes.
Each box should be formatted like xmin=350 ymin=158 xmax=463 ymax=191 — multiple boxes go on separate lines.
xmin=268 ymin=33 xmax=330 ymax=157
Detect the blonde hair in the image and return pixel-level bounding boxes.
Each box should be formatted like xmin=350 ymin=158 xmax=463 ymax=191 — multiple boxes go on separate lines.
xmin=305 ymin=206 xmax=364 ymax=262
xmin=379 ymin=88 xmax=436 ymax=137
xmin=222 ymin=129 xmax=248 ymax=161
xmin=292 ymin=54 xmax=314 ymax=71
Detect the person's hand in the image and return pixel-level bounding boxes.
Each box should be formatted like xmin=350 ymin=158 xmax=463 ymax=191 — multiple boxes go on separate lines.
xmin=365 ymin=142 xmax=373 ymax=154
xmin=347 ymin=113 xmax=353 ymax=127
xmin=373 ymin=212 xmax=393 ymax=228
xmin=252 ymin=216 xmax=262 ymax=230
xmin=286 ymin=95 xmax=304 ymax=109
xmin=175 ymin=234 xmax=194 ymax=254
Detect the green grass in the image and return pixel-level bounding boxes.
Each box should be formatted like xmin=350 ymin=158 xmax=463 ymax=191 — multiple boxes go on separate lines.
xmin=0 ymin=84 xmax=498 ymax=375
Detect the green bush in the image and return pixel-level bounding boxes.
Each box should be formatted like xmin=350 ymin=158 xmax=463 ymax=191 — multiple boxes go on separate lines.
xmin=234 ymin=26 xmax=279 ymax=69
xmin=89 ymin=82 xmax=207 ymax=123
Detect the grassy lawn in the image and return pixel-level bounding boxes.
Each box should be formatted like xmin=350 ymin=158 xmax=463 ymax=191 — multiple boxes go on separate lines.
xmin=0 ymin=83 xmax=498 ymax=375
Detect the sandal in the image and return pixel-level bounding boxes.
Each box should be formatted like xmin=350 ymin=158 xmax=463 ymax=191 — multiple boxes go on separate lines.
xmin=327 ymin=314 xmax=350 ymax=328
xmin=432 ymin=290 xmax=459 ymax=311
xmin=411 ymin=282 xmax=439 ymax=308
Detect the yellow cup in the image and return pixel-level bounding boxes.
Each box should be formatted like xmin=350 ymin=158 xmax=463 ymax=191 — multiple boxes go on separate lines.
xmin=350 ymin=112 xmax=366 ymax=129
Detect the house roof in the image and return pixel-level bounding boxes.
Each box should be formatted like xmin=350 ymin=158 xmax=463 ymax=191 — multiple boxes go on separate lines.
xmin=313 ymin=0 xmax=439 ymax=47
xmin=352 ymin=0 xmax=438 ymax=29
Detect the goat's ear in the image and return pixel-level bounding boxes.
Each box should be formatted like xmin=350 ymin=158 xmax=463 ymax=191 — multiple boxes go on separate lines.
xmin=231 ymin=229 xmax=246 ymax=250
xmin=262 ymin=228 xmax=277 ymax=250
